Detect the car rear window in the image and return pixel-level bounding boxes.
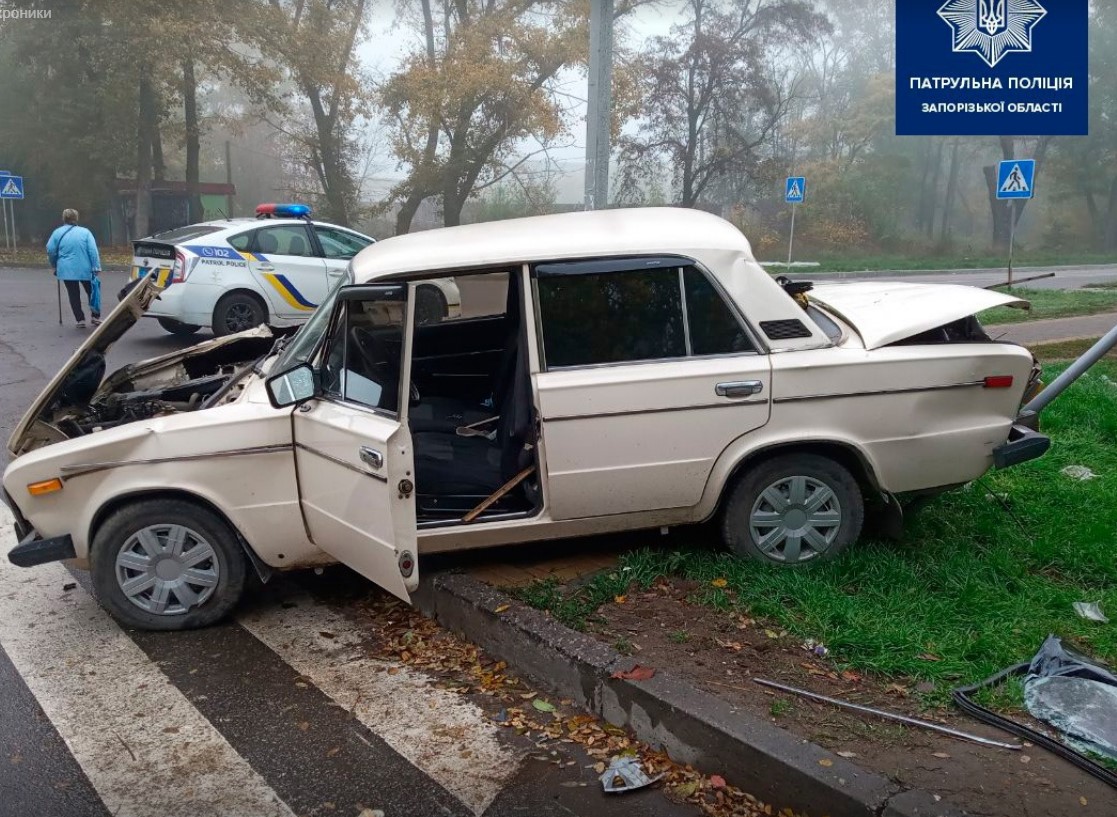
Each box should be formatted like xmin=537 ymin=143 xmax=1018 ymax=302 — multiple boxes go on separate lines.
xmin=144 ymin=225 xmax=222 ymax=243
xmin=535 ymin=263 xmax=754 ymax=368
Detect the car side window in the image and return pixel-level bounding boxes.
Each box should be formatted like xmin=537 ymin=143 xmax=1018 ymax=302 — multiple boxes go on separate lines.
xmin=255 ymin=225 xmax=314 ymax=258
xmin=227 ymin=231 xmax=254 ymax=252
xmin=536 ymin=267 xmax=686 ymax=367
xmin=315 ymin=226 xmax=372 ymax=260
xmin=321 ymin=288 xmax=407 ymax=414
xmin=683 ymin=268 xmax=754 ymax=355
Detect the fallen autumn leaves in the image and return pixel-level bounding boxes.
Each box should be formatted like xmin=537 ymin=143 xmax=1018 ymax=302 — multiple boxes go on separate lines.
xmin=351 ymin=594 xmax=802 ymax=817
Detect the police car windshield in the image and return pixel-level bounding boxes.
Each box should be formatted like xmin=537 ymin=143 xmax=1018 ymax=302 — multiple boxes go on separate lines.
xmin=145 ymin=225 xmax=222 ymax=243
xmin=272 ymin=283 xmax=343 ymax=372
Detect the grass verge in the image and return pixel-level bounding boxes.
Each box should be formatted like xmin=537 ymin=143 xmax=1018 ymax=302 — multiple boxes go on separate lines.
xmin=514 ymin=363 xmax=1117 ymax=692
xmin=979 ymin=287 xmax=1117 ymax=325
xmin=1030 ymin=337 xmax=1117 ymax=362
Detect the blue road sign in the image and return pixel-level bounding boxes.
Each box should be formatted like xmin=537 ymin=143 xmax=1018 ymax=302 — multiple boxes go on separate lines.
xmin=0 ymin=175 xmax=24 ymax=199
xmin=786 ymin=177 xmax=806 ymax=204
xmin=997 ymin=160 xmax=1035 ymax=200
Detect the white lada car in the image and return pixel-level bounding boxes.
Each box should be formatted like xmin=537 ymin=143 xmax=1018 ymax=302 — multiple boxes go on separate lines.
xmin=4 ymin=208 xmax=1048 ymax=630
xmin=129 ymin=203 xmax=461 ymax=337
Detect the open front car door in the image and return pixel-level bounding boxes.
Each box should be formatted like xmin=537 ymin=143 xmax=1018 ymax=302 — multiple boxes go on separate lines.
xmin=283 ymin=284 xmax=418 ymax=601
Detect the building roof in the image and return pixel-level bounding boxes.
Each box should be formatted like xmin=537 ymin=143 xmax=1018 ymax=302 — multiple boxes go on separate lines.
xmin=351 ymin=207 xmax=755 ymax=282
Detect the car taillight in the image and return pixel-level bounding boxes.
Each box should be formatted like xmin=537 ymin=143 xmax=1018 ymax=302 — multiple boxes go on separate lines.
xmin=171 ymin=250 xmax=188 ymax=283
xmin=984 ymin=375 xmax=1014 ymax=389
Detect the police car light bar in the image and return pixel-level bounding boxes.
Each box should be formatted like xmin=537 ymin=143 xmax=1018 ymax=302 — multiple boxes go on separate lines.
xmin=255 ymin=203 xmax=312 ymax=219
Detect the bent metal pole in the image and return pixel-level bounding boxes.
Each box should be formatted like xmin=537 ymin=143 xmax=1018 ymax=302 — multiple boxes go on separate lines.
xmin=753 ymin=678 xmax=1021 ymax=750
xmin=1023 ymin=321 xmax=1117 ymax=415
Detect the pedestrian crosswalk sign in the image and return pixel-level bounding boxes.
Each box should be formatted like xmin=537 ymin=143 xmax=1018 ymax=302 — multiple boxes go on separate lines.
xmin=997 ymin=160 xmax=1035 ymax=200
xmin=786 ymin=177 xmax=806 ymax=204
xmin=0 ymin=175 xmax=23 ymax=199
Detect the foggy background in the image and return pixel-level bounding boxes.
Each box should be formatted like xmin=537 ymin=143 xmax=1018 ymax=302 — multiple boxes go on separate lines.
xmin=0 ymin=0 xmax=1113 ymax=264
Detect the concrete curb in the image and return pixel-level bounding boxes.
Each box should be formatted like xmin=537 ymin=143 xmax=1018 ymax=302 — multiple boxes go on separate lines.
xmin=415 ymin=572 xmax=966 ymax=817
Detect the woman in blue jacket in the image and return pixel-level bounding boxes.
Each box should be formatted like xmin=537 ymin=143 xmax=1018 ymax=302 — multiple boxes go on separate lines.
xmin=46 ymin=208 xmax=102 ymax=328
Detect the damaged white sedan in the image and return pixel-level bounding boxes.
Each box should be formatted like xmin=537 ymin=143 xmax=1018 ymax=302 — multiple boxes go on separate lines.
xmin=2 ymin=208 xmax=1048 ymax=630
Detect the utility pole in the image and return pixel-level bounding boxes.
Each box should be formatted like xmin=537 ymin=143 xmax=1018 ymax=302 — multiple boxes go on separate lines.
xmin=584 ymin=0 xmax=614 ymax=210
xmin=225 ymin=140 xmax=234 ymax=218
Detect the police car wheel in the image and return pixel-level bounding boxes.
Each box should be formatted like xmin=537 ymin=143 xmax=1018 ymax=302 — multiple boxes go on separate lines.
xmin=213 ymin=292 xmax=267 ymax=337
xmin=416 ymin=285 xmax=447 ymax=326
xmin=90 ymin=498 xmax=248 ymax=631
xmin=157 ymin=318 xmax=201 ymax=336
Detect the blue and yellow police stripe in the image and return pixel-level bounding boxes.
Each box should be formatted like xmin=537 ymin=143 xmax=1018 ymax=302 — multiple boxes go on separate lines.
xmin=262 ymin=273 xmax=317 ymax=311
xmin=130 ymin=266 xmax=173 ymax=288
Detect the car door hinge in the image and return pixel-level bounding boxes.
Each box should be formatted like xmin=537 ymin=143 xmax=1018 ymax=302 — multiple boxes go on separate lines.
xmin=398 ymin=478 xmax=414 ymax=498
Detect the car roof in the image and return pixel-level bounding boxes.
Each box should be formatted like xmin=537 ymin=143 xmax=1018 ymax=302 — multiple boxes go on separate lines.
xmin=145 ymin=218 xmax=369 ymax=242
xmin=350 ymin=208 xmax=756 ymax=283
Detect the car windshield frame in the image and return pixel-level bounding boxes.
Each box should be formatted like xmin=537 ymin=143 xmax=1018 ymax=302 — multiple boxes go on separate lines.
xmin=272 ymin=274 xmax=349 ymax=372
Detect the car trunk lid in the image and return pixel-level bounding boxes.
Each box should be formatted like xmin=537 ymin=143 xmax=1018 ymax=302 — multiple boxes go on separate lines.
xmin=808 ymin=281 xmax=1028 ymax=350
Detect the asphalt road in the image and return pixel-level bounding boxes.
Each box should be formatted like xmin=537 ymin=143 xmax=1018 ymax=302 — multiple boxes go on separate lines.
xmin=0 ymin=266 xmax=699 ymax=817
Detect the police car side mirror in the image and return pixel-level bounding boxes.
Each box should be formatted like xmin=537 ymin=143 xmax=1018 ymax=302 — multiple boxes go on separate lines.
xmin=266 ymin=363 xmax=317 ymax=409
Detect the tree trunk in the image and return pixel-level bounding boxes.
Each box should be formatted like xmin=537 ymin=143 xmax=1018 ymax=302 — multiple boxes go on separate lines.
xmin=134 ymin=72 xmax=155 ymax=239
xmin=925 ymin=138 xmax=945 ymax=240
xmin=395 ymin=0 xmax=440 ymax=235
xmin=1104 ymin=176 xmax=1117 ymax=251
xmin=183 ymin=56 xmax=203 ymax=222
xmin=939 ymin=138 xmax=961 ymax=245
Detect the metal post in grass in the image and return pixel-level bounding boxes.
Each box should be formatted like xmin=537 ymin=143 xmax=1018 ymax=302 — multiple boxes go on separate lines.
xmin=1023 ymin=321 xmax=1117 ymax=415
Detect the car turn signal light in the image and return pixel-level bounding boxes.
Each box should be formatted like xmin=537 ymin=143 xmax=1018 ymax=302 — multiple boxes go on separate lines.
xmin=27 ymin=478 xmax=63 ymax=496
xmin=983 ymin=376 xmax=1014 ymax=389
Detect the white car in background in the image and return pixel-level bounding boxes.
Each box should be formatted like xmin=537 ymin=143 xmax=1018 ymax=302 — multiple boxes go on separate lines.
xmin=129 ymin=203 xmax=461 ymax=337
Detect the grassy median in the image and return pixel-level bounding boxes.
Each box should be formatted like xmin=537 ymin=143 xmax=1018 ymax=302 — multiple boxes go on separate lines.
xmin=978 ymin=286 xmax=1117 ymax=324
xmin=515 ymin=363 xmax=1117 ymax=693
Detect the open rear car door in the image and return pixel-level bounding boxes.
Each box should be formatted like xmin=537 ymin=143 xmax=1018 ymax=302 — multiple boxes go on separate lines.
xmin=288 ymin=284 xmax=418 ymax=601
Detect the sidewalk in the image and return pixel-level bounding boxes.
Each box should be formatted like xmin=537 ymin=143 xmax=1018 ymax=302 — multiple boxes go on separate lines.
xmin=988 ymin=311 xmax=1117 ymax=345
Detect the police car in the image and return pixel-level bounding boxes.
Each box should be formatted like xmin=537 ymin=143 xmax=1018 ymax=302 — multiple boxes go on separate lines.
xmin=130 ymin=203 xmax=461 ymax=336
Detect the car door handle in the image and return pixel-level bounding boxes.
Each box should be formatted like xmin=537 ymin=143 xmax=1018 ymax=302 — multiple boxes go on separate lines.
xmin=716 ymin=380 xmax=764 ymax=398
xmin=358 ymin=447 xmax=384 ymax=470
xmin=255 ymin=264 xmax=275 ymax=271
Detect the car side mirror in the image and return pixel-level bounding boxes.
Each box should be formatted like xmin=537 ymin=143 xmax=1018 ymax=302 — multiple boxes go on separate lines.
xmin=266 ymin=363 xmax=317 ymax=409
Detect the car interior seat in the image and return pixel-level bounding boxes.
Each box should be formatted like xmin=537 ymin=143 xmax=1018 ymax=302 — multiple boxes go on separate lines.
xmin=287 ymin=234 xmax=307 ymax=256
xmin=257 ymin=232 xmax=280 ymax=254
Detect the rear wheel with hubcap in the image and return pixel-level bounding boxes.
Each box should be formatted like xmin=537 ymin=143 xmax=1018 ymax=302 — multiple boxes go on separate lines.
xmin=212 ymin=292 xmax=267 ymax=337
xmin=91 ymin=499 xmax=248 ymax=630
xmin=721 ymin=453 xmax=863 ymax=565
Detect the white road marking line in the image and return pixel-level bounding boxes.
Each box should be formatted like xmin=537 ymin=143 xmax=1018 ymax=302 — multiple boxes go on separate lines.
xmin=0 ymin=507 xmax=296 ymax=817
xmin=238 ymin=587 xmax=521 ymax=816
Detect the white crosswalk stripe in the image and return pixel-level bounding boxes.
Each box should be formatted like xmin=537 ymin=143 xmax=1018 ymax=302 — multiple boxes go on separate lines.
xmin=0 ymin=506 xmax=296 ymax=817
xmin=238 ymin=587 xmax=521 ymax=815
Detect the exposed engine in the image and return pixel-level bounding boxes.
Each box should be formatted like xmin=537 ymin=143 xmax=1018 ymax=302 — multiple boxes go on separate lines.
xmin=43 ymin=332 xmax=276 ymax=442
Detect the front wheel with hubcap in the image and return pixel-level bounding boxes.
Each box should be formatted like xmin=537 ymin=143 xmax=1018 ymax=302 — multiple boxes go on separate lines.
xmin=91 ymin=499 xmax=248 ymax=630
xmin=721 ymin=453 xmax=863 ymax=565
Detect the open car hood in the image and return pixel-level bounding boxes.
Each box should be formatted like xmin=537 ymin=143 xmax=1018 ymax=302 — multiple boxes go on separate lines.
xmin=7 ymin=278 xmax=274 ymax=457
xmin=807 ymin=281 xmax=1028 ymax=350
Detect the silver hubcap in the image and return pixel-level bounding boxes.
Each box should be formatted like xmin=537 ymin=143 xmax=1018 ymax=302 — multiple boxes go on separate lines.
xmin=749 ymin=475 xmax=842 ymax=563
xmin=115 ymin=524 xmax=219 ymax=616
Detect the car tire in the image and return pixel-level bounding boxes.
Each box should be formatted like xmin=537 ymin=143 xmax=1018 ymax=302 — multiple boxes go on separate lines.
xmin=212 ymin=292 xmax=267 ymax=337
xmin=90 ymin=499 xmax=248 ymax=631
xmin=416 ymin=284 xmax=447 ymax=326
xmin=157 ymin=317 xmax=201 ymax=336
xmin=721 ymin=453 xmax=863 ymax=566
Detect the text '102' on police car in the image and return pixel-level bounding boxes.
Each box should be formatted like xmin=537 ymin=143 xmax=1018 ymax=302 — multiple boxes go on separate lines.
xmin=128 ymin=203 xmax=462 ymax=337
